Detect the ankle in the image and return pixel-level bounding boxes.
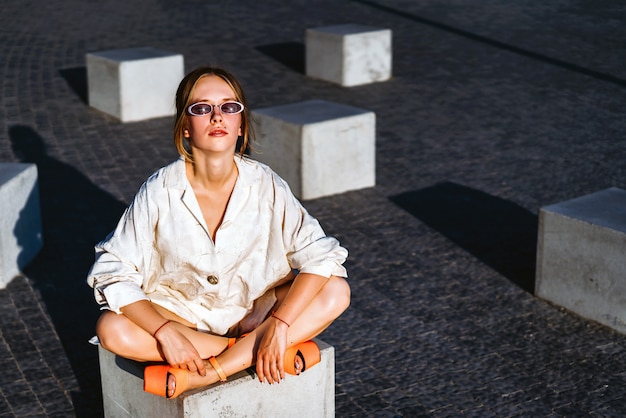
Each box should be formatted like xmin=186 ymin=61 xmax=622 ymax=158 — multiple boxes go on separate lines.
xmin=188 ymin=362 xmax=221 ymax=387
xmin=209 ymin=356 xmax=228 ymax=382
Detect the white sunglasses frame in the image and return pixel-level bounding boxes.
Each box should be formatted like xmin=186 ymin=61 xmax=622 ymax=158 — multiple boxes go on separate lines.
xmin=186 ymin=101 xmax=245 ymax=116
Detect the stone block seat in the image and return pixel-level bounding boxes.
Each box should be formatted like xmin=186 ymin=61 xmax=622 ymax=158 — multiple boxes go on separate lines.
xmin=98 ymin=339 xmax=335 ymax=418
xmin=0 ymin=163 xmax=42 ymax=288
xmin=251 ymin=99 xmax=376 ymax=200
xmin=535 ymin=187 xmax=626 ymax=335
xmin=306 ymin=24 xmax=392 ymax=87
xmin=86 ymin=47 xmax=184 ymax=122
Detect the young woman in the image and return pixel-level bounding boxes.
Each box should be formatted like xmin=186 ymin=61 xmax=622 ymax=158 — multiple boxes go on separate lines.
xmin=87 ymin=67 xmax=350 ymax=398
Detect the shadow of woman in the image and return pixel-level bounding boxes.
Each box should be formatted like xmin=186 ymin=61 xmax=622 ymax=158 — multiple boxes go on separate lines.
xmin=9 ymin=125 xmax=127 ymax=416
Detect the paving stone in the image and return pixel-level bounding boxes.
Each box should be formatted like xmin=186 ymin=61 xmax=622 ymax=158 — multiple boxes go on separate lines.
xmin=1 ymin=0 xmax=626 ymax=416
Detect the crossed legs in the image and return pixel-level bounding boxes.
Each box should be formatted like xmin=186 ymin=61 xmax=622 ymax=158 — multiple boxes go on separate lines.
xmin=96 ymin=275 xmax=350 ymax=395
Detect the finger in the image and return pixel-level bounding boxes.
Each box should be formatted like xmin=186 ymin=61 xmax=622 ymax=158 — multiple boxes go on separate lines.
xmin=271 ymin=362 xmax=281 ymax=383
xmin=270 ymin=356 xmax=281 ymax=383
xmin=278 ymin=354 xmax=285 ymax=380
xmin=186 ymin=360 xmax=198 ymax=374
xmin=256 ymin=358 xmax=265 ymax=383
xmin=195 ymin=357 xmax=206 ymax=377
xmin=264 ymin=357 xmax=275 ymax=384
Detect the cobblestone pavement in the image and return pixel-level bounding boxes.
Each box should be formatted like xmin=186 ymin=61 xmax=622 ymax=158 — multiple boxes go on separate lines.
xmin=1 ymin=0 xmax=626 ymax=416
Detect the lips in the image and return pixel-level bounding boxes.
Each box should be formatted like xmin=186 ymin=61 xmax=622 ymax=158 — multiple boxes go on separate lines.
xmin=209 ymin=129 xmax=227 ymax=136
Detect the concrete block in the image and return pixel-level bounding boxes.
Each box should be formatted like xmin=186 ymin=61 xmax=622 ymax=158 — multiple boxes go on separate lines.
xmin=0 ymin=163 xmax=42 ymax=288
xmin=251 ymin=99 xmax=376 ymax=200
xmin=536 ymin=187 xmax=626 ymax=334
xmin=86 ymin=47 xmax=184 ymax=122
xmin=306 ymin=24 xmax=392 ymax=87
xmin=98 ymin=339 xmax=335 ymax=418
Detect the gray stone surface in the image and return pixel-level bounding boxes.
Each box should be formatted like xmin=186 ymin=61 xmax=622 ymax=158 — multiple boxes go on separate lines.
xmin=1 ymin=0 xmax=626 ymax=417
xmin=306 ymin=24 xmax=392 ymax=86
xmin=536 ymin=187 xmax=626 ymax=335
xmin=252 ymin=100 xmax=376 ymax=199
xmin=0 ymin=164 xmax=42 ymax=288
xmin=99 ymin=340 xmax=334 ymax=418
xmin=86 ymin=47 xmax=184 ymax=122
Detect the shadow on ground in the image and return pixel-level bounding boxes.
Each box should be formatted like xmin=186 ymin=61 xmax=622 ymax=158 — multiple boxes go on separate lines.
xmin=355 ymin=0 xmax=626 ymax=89
xmin=390 ymin=182 xmax=537 ymax=293
xmin=59 ymin=67 xmax=88 ymax=104
xmin=255 ymin=42 xmax=305 ymax=74
xmin=9 ymin=125 xmax=126 ymax=417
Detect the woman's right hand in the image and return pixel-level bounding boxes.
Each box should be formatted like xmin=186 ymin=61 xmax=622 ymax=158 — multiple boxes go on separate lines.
xmin=119 ymin=300 xmax=207 ymax=376
xmin=154 ymin=322 xmax=207 ymax=377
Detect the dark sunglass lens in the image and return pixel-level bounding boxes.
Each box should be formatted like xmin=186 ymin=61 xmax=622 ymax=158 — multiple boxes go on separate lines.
xmin=221 ymin=102 xmax=243 ymax=114
xmin=190 ymin=103 xmax=213 ymax=115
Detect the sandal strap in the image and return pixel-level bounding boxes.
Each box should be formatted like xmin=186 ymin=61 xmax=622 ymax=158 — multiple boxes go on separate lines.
xmin=209 ymin=356 xmax=227 ymax=382
xmin=226 ymin=333 xmax=249 ymax=350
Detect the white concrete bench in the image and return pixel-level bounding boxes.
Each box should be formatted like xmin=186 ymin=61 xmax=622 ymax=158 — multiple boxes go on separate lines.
xmin=86 ymin=47 xmax=184 ymax=122
xmin=536 ymin=187 xmax=626 ymax=334
xmin=251 ymin=99 xmax=376 ymax=200
xmin=0 ymin=163 xmax=43 ymax=288
xmin=306 ymin=24 xmax=392 ymax=86
xmin=98 ymin=339 xmax=335 ymax=418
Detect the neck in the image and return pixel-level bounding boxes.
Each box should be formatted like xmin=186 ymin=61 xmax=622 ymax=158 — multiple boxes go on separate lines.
xmin=187 ymin=154 xmax=237 ymax=191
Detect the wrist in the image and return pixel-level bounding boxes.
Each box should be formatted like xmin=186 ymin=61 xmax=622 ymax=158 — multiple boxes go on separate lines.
xmin=152 ymin=320 xmax=171 ymax=339
xmin=271 ymin=312 xmax=290 ymax=328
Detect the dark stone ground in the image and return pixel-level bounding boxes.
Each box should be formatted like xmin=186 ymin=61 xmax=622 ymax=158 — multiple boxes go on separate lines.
xmin=1 ymin=0 xmax=626 ymax=416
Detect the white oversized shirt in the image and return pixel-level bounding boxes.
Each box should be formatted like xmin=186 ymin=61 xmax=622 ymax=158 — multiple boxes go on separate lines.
xmin=87 ymin=156 xmax=348 ymax=335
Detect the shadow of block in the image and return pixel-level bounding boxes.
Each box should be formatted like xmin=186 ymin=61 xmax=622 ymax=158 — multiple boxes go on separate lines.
xmin=256 ymin=42 xmax=305 ymax=74
xmin=390 ymin=182 xmax=537 ymax=292
xmin=9 ymin=124 xmax=127 ymax=416
xmin=59 ymin=67 xmax=88 ymax=104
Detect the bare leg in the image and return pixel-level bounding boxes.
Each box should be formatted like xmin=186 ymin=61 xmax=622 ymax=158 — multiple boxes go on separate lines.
xmin=96 ymin=304 xmax=231 ymax=362
xmin=181 ymin=275 xmax=350 ymax=392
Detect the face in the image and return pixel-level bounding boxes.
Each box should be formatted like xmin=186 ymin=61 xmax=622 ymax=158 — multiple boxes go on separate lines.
xmin=183 ymin=75 xmax=243 ymax=157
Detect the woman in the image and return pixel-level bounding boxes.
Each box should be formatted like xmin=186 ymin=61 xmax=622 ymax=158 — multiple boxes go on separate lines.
xmin=87 ymin=66 xmax=351 ymax=398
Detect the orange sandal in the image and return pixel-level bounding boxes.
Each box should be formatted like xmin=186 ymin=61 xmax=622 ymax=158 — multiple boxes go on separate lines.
xmin=144 ymin=338 xmax=317 ymax=398
xmin=284 ymin=340 xmax=321 ymax=375
xmin=144 ymin=365 xmax=190 ymax=399
xmin=227 ymin=337 xmax=236 ymax=349
xmin=144 ymin=334 xmax=246 ymax=398
xmin=144 ymin=355 xmax=230 ymax=398
xmin=226 ymin=332 xmax=249 ymax=349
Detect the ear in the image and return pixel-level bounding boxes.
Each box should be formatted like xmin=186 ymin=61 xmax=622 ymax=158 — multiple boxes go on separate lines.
xmin=183 ymin=128 xmax=190 ymax=138
xmin=238 ymin=126 xmax=242 ymax=137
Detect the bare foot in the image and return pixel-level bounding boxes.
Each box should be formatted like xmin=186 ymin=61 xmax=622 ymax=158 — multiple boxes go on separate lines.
xmin=165 ymin=351 xmax=304 ymax=396
xmin=166 ymin=366 xmax=218 ymax=398
xmin=293 ymin=352 xmax=304 ymax=375
xmin=167 ymin=373 xmax=176 ymax=398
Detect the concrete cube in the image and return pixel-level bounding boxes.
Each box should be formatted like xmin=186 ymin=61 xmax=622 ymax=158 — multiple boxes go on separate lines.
xmin=86 ymin=47 xmax=184 ymax=122
xmin=251 ymin=99 xmax=376 ymax=200
xmin=0 ymin=163 xmax=42 ymax=288
xmin=306 ymin=24 xmax=392 ymax=87
xmin=536 ymin=187 xmax=626 ymax=334
xmin=98 ymin=339 xmax=335 ymax=418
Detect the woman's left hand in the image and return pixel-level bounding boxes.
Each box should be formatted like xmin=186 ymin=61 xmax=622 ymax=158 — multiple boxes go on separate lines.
xmin=255 ymin=317 xmax=289 ymax=384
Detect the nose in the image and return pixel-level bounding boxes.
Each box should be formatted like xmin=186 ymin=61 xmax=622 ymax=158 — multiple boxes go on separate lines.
xmin=210 ymin=105 xmax=223 ymax=122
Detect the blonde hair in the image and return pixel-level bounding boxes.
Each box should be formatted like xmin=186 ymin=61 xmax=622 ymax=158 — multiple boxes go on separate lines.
xmin=173 ymin=67 xmax=253 ymax=162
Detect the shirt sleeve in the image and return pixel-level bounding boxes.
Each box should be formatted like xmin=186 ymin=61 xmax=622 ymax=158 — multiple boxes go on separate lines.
xmin=86 ymin=181 xmax=157 ymax=313
xmin=275 ymin=175 xmax=348 ymax=278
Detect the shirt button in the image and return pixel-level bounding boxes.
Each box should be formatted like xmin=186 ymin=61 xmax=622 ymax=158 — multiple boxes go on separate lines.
xmin=207 ymin=275 xmax=219 ymax=285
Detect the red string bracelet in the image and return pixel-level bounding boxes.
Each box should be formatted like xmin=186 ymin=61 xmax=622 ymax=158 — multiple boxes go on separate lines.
xmin=152 ymin=320 xmax=171 ymax=338
xmin=271 ymin=312 xmax=290 ymax=327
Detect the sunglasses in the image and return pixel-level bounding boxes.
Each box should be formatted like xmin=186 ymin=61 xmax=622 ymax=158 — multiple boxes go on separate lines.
xmin=187 ymin=101 xmax=245 ymax=116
